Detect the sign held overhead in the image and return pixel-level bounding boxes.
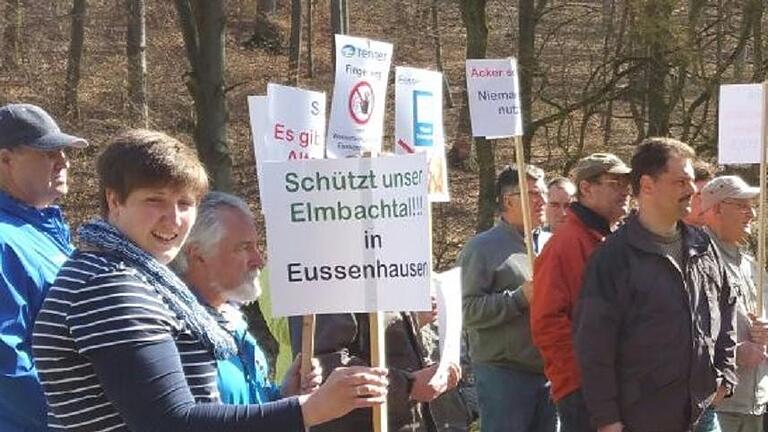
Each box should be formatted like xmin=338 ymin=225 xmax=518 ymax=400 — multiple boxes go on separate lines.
xmin=465 ymin=58 xmax=523 ymax=138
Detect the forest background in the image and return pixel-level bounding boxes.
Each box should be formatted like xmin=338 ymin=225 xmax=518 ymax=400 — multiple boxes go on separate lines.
xmin=1 ymin=0 xmax=766 ymax=378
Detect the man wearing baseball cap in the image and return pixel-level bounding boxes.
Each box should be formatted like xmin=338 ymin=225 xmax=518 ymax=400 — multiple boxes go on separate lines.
xmin=531 ymin=153 xmax=631 ymax=432
xmin=701 ymin=176 xmax=768 ymax=432
xmin=0 ymin=103 xmax=87 ymax=430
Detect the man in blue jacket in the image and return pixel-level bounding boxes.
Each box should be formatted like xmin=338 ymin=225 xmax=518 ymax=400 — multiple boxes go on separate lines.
xmin=0 ymin=103 xmax=87 ymax=431
xmin=172 ymin=191 xmax=321 ymax=404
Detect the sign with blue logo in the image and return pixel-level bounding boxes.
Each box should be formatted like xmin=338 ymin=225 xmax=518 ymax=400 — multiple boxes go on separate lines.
xmin=394 ymin=67 xmax=449 ymax=202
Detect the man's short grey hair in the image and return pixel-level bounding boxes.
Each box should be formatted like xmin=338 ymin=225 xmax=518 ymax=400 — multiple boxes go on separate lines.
xmin=171 ymin=191 xmax=254 ymax=274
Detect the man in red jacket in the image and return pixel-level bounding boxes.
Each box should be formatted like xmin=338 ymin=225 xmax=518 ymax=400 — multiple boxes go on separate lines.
xmin=531 ymin=153 xmax=631 ymax=432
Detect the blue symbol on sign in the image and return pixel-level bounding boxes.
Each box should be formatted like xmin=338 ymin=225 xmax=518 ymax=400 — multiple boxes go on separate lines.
xmin=341 ymin=44 xmax=356 ymax=58
xmin=413 ymin=90 xmax=434 ymax=147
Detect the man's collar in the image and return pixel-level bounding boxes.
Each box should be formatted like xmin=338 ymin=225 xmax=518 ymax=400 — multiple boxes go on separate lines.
xmin=570 ymin=202 xmax=611 ymax=236
xmin=624 ymin=213 xmax=710 ymax=258
xmin=0 ymin=188 xmax=63 ymax=222
xmin=703 ymin=226 xmax=742 ymax=261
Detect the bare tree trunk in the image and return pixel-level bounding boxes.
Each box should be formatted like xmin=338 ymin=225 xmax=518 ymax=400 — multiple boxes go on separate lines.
xmin=126 ymin=0 xmax=148 ymax=127
xmin=431 ymin=0 xmax=453 ymax=108
xmin=288 ymin=0 xmax=302 ymax=85
xmin=2 ymin=0 xmax=22 ymax=69
xmin=174 ymin=0 xmax=232 ymax=192
xmin=329 ymin=0 xmax=346 ymax=70
xmin=750 ymin=0 xmax=764 ymax=81
xmin=518 ymin=0 xmax=537 ymax=158
xmin=341 ymin=0 xmax=349 ymax=34
xmin=457 ymin=0 xmax=494 ymax=233
xmin=330 ymin=0 xmax=342 ymax=36
xmin=258 ymin=0 xmax=276 ymax=15
xmin=64 ymin=0 xmax=87 ymax=117
xmin=644 ymin=0 xmax=673 ymax=137
xmin=306 ymin=0 xmax=313 ymax=77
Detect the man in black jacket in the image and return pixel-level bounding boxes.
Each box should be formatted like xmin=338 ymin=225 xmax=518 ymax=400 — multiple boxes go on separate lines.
xmin=574 ymin=137 xmax=738 ymax=432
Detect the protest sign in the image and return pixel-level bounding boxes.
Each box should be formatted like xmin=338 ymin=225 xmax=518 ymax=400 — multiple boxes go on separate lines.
xmin=248 ymin=86 xmax=326 ymax=208
xmin=247 ymin=95 xmax=268 ymax=200
xmin=394 ymin=66 xmax=449 ymax=202
xmin=718 ymin=83 xmax=766 ymax=164
xmin=718 ymin=82 xmax=768 ymax=314
xmin=326 ymin=35 xmax=393 ymax=158
xmin=465 ymin=58 xmax=523 ymax=138
xmin=266 ymin=83 xmax=326 ymax=160
xmin=261 ymin=153 xmax=432 ymax=316
xmin=433 ymin=267 xmax=462 ymax=377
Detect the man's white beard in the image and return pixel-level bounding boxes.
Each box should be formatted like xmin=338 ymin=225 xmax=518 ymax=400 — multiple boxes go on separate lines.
xmin=227 ymin=269 xmax=262 ymax=305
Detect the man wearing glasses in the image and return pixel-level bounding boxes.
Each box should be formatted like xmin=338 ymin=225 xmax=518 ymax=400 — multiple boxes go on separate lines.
xmin=701 ymin=176 xmax=768 ymax=432
xmin=458 ymin=164 xmax=556 ymax=432
xmin=531 ymin=153 xmax=631 ymax=432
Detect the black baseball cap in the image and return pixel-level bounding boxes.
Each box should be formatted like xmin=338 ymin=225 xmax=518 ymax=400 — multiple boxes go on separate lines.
xmin=0 ymin=104 xmax=88 ymax=150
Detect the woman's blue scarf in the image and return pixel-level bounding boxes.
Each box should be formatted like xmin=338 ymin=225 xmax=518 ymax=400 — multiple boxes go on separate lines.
xmin=78 ymin=219 xmax=236 ymax=360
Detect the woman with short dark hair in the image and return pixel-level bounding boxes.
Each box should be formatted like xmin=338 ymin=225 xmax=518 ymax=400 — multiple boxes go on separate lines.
xmin=32 ymin=129 xmax=387 ymax=431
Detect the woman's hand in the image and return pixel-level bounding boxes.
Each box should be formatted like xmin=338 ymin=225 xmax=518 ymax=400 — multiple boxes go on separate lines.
xmin=299 ymin=366 xmax=388 ymax=427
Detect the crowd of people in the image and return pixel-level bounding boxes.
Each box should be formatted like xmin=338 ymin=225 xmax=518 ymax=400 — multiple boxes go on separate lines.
xmin=460 ymin=138 xmax=768 ymax=432
xmin=0 ymin=101 xmax=766 ymax=432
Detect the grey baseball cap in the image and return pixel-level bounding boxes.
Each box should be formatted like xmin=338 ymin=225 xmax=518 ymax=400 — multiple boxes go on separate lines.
xmin=700 ymin=175 xmax=759 ymax=212
xmin=570 ymin=153 xmax=631 ymax=184
xmin=0 ymin=104 xmax=88 ymax=150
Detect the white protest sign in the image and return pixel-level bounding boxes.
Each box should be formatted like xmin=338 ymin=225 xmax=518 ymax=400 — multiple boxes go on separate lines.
xmin=433 ymin=267 xmax=462 ymax=375
xmin=718 ymin=83 xmax=766 ymax=164
xmin=266 ymin=83 xmax=326 ymax=160
xmin=394 ymin=66 xmax=449 ymax=202
xmin=261 ymin=153 xmax=432 ymax=316
xmin=465 ymin=58 xmax=523 ymax=138
xmin=326 ymin=34 xmax=393 ymax=158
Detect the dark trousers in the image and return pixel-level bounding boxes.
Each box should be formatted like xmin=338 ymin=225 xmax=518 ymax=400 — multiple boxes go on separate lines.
xmin=556 ymin=390 xmax=594 ymax=432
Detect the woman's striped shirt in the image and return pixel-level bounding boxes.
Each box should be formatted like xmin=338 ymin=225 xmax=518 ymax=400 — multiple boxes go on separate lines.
xmin=32 ymin=251 xmax=219 ymax=431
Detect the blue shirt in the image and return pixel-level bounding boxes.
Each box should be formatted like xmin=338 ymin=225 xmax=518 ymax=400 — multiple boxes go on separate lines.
xmin=0 ymin=190 xmax=72 ymax=431
xmin=213 ymin=305 xmax=282 ymax=405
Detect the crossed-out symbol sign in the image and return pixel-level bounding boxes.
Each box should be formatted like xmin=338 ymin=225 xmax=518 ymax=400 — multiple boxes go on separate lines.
xmin=348 ymin=81 xmax=374 ymax=125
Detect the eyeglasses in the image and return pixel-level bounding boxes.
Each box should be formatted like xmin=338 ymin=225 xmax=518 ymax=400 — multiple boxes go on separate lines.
xmin=596 ymin=178 xmax=630 ymax=191
xmin=721 ymin=199 xmax=756 ymax=214
xmin=504 ymin=189 xmax=544 ymax=198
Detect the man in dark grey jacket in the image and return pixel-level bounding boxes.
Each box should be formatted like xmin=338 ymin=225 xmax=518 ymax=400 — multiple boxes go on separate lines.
xmin=457 ymin=164 xmax=555 ymax=432
xmin=574 ymin=137 xmax=738 ymax=432
xmin=290 ymin=311 xmax=461 ymax=432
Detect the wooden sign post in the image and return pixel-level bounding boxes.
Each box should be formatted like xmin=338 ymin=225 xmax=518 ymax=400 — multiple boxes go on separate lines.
xmin=369 ymin=311 xmax=387 ymax=432
xmin=300 ymin=315 xmax=316 ymax=379
xmin=513 ymin=136 xmax=536 ymax=270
